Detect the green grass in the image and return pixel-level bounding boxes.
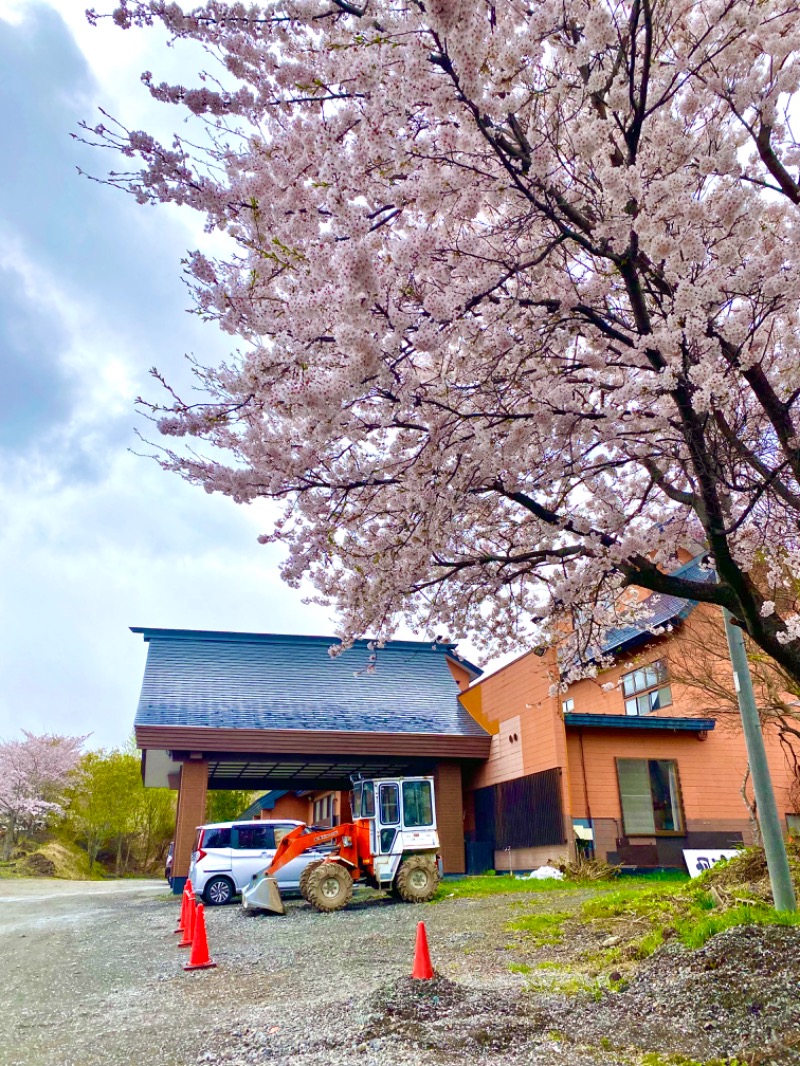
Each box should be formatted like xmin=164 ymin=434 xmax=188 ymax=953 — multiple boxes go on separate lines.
xmin=578 ymin=877 xmax=800 ymax=956
xmin=639 ymin=1054 xmax=748 ymax=1066
xmin=506 ymin=909 xmax=571 ymax=945
xmin=675 ymin=902 xmax=800 ymax=949
xmin=445 ymin=867 xmax=797 ymax=974
xmin=435 ymin=869 xmax=688 ymax=902
xmin=435 ymin=874 xmax=576 ymax=900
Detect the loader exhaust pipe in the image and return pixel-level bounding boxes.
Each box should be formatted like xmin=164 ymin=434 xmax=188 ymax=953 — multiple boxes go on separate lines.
xmin=241 ymin=875 xmax=286 ymax=916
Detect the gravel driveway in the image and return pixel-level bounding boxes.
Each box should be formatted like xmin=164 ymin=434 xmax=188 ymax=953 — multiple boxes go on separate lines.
xmin=1 ymin=878 xmax=798 ymax=1066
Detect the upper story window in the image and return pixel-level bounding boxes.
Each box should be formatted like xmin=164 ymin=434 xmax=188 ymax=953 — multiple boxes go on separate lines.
xmin=562 ymin=697 xmax=574 ymax=713
xmin=313 ymin=794 xmax=333 ymax=825
xmin=621 ymin=659 xmax=672 ymax=716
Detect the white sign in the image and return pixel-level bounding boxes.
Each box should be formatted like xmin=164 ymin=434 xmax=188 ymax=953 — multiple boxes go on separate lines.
xmin=683 ymin=849 xmax=739 ymax=878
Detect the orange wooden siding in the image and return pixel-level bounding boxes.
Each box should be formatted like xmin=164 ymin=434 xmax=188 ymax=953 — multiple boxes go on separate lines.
xmin=267 ymin=793 xmax=311 ymax=822
xmin=563 ymin=604 xmax=732 ymax=720
xmin=463 ymin=598 xmax=797 ymax=868
xmin=566 ymin=723 xmax=794 ymax=828
xmin=465 ymin=647 xmax=565 ymax=789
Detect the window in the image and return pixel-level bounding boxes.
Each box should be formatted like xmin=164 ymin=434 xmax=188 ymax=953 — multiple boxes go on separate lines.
xmin=273 ymin=824 xmax=296 ymax=847
xmin=313 ymin=795 xmax=333 ymax=825
xmin=617 ymin=759 xmax=684 ymax=835
xmin=562 ymin=698 xmax=574 ymax=713
xmin=233 ymin=825 xmax=274 ymax=849
xmin=379 ymin=784 xmax=400 ymax=825
xmin=621 ymin=659 xmax=672 ymax=716
xmin=361 ymin=781 xmax=375 ymax=817
xmin=787 ymin=814 xmax=800 ymax=836
xmin=201 ymin=827 xmax=231 ymax=849
xmin=402 ymin=780 xmax=434 ymax=827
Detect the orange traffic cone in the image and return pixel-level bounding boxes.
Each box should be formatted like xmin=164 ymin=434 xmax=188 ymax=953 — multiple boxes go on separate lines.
xmin=178 ymin=893 xmax=196 ymax=948
xmin=183 ymin=903 xmax=217 ymax=971
xmin=411 ymin=921 xmax=434 ymax=980
xmin=174 ymin=883 xmax=190 ymax=934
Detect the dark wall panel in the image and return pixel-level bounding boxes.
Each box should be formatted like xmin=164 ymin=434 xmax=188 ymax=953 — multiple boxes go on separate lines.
xmin=472 ymin=768 xmax=565 ymax=855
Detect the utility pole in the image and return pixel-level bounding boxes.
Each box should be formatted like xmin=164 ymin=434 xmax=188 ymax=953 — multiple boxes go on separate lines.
xmin=723 ymin=608 xmax=796 ymax=912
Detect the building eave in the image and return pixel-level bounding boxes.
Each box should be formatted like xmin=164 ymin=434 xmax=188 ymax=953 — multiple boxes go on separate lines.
xmin=135 ymin=724 xmax=492 ymax=759
xmin=564 ymin=713 xmax=715 ymax=732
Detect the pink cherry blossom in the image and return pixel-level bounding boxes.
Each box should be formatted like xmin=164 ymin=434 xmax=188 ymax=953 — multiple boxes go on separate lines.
xmin=0 ymin=732 xmax=85 ymax=858
xmin=82 ymin=0 xmax=800 ymax=683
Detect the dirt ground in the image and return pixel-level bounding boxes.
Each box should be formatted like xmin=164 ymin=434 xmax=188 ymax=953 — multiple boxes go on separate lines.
xmin=1 ymin=878 xmax=798 ymax=1066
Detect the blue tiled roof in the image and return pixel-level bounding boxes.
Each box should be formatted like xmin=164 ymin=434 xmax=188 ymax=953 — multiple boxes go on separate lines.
xmin=132 ymin=629 xmax=487 ymax=736
xmin=599 ymin=555 xmax=715 ymax=656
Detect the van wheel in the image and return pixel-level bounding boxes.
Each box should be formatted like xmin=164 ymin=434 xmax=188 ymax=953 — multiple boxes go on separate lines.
xmin=203 ymin=876 xmax=235 ymax=906
xmin=306 ymin=863 xmax=353 ymax=912
xmin=299 ymin=859 xmax=324 ymax=902
xmin=394 ymin=856 xmax=440 ymax=903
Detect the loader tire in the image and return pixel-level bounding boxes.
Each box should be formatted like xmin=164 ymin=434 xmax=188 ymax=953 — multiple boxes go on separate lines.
xmin=299 ymin=860 xmax=324 ymax=902
xmin=394 ymin=855 xmax=440 ymax=903
xmin=306 ymin=862 xmax=353 ymax=913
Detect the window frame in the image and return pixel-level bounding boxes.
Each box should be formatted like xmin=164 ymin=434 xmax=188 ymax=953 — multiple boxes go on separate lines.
xmin=378 ymin=783 xmax=400 ymax=826
xmin=401 ymin=779 xmax=435 ymax=828
xmin=615 ymin=757 xmax=686 ymax=837
xmin=313 ymin=794 xmax=333 ymax=825
xmin=361 ymin=781 xmax=376 ymax=818
xmin=620 ymin=659 xmax=673 ymax=717
xmin=232 ymin=824 xmax=274 ymax=850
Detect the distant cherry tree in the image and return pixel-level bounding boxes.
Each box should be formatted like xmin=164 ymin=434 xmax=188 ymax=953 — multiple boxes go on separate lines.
xmin=85 ymin=1 xmax=800 ymax=680
xmin=0 ymin=732 xmax=85 ymax=859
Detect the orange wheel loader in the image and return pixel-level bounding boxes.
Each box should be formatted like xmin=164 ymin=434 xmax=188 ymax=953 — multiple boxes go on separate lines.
xmin=241 ymin=776 xmax=441 ymax=914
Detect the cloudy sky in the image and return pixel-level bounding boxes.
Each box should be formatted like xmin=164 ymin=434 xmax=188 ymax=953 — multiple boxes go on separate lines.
xmin=0 ymin=2 xmax=496 ymax=752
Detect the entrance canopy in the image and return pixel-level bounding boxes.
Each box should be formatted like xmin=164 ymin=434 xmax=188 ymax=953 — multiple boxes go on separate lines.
xmin=133 ymin=628 xmax=490 ymax=789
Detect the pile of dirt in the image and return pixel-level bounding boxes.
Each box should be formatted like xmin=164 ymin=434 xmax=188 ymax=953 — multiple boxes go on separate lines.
xmin=359 ymin=974 xmax=540 ymax=1055
xmin=701 ymin=842 xmax=800 ymax=902
xmin=35 ymin=840 xmax=99 ymax=880
xmin=547 ymin=924 xmax=800 ymax=1063
xmin=17 ymin=853 xmax=57 ymax=877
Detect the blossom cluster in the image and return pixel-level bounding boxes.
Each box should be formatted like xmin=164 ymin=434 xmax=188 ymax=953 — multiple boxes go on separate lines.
xmin=85 ymin=0 xmax=800 ymax=681
xmin=0 ymin=732 xmax=85 ymax=844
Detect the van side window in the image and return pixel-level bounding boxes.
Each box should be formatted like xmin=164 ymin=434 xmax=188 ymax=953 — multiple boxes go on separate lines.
xmin=233 ymin=825 xmax=275 ymax=849
xmin=202 ymin=827 xmax=231 ymax=849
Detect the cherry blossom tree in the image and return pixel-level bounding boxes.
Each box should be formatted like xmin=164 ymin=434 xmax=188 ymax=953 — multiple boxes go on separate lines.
xmin=0 ymin=732 xmax=85 ymax=859
xmin=84 ymin=0 xmax=800 ymax=680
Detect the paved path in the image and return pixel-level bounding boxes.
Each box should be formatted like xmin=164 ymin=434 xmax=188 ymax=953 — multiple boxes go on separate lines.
xmin=0 ymin=878 xmax=166 ymax=935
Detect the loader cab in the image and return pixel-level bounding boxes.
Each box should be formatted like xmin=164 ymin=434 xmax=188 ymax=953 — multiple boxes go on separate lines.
xmin=351 ymin=776 xmax=438 ymax=883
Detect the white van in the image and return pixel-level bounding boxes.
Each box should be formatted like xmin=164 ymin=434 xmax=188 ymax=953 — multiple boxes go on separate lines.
xmin=188 ymin=819 xmax=324 ymax=905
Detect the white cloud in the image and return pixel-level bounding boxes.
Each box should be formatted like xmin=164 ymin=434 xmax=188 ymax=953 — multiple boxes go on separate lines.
xmin=0 ymin=3 xmax=491 ymax=753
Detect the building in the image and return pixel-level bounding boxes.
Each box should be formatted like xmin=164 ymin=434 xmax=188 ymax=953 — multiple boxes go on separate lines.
xmin=132 ymin=629 xmax=487 ymax=889
xmin=133 ymin=558 xmax=800 ymax=889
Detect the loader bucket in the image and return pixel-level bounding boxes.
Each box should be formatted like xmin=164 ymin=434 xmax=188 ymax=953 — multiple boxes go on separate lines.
xmin=241 ymin=875 xmax=286 ymax=915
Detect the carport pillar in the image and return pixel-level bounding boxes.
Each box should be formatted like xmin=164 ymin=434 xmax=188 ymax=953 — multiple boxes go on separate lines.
xmin=172 ymin=758 xmax=208 ymax=894
xmin=433 ymin=762 xmax=466 ymax=874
